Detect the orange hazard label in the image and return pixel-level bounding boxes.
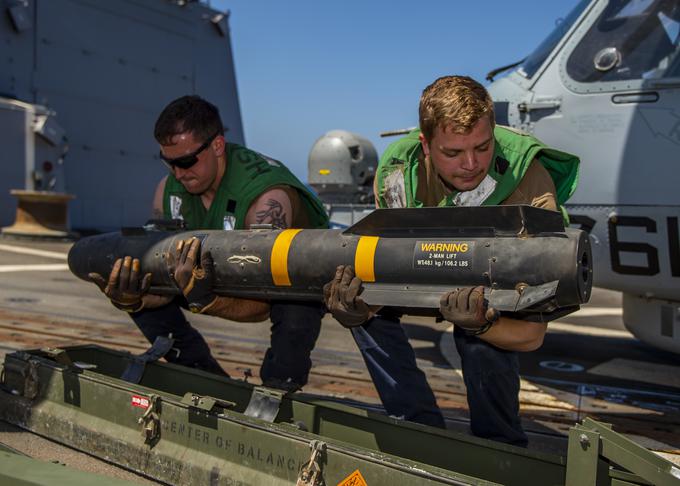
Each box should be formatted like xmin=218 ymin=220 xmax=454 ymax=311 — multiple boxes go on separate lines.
xmin=131 ymin=395 xmax=150 ymax=409
xmin=337 ymin=469 xmax=367 ymax=486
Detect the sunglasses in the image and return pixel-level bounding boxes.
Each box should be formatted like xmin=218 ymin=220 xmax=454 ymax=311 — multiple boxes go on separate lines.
xmin=159 ymin=131 xmax=220 ymax=170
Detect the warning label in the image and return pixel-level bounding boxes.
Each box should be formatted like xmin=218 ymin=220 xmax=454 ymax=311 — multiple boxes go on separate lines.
xmin=413 ymin=240 xmax=473 ymax=270
xmin=337 ymin=469 xmax=367 ymax=486
xmin=131 ymin=395 xmax=150 ymax=409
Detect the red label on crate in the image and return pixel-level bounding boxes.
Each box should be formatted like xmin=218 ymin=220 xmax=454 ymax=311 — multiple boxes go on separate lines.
xmin=131 ymin=395 xmax=150 ymax=409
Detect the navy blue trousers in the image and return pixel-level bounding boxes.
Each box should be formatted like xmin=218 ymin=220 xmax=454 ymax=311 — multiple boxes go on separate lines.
xmin=453 ymin=327 xmax=527 ymax=446
xmin=131 ymin=300 xmax=227 ymax=375
xmin=260 ymin=300 xmax=323 ymax=388
xmin=354 ymin=314 xmax=528 ymax=446
xmin=130 ymin=298 xmax=323 ymax=388
xmin=351 ymin=315 xmax=445 ymax=428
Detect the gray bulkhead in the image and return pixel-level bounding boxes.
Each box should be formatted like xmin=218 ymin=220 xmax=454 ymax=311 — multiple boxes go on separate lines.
xmin=0 ymin=0 xmax=244 ymax=231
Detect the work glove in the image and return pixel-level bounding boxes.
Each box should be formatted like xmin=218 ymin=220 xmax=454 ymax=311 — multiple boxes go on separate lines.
xmin=439 ymin=286 xmax=500 ymax=336
xmin=89 ymin=256 xmax=151 ymax=313
xmin=171 ymin=237 xmax=218 ymax=314
xmin=323 ymin=265 xmax=371 ymax=328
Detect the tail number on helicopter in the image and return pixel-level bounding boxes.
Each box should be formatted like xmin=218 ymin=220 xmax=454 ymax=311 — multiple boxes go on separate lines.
xmin=572 ymin=215 xmax=680 ymax=277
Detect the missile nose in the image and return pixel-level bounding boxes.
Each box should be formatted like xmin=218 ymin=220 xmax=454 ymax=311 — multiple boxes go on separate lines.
xmin=67 ymin=232 xmax=120 ymax=283
xmin=66 ymin=242 xmax=78 ymax=276
xmin=67 ymin=235 xmax=95 ymax=282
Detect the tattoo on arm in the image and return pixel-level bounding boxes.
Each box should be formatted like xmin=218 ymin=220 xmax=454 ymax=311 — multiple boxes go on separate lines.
xmin=151 ymin=208 xmax=164 ymax=219
xmin=255 ymin=199 xmax=288 ymax=229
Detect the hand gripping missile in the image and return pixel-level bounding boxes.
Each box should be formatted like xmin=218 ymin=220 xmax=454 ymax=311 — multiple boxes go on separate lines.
xmin=68 ymin=205 xmax=593 ymax=316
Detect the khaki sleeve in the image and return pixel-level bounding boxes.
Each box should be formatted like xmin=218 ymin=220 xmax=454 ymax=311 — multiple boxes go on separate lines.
xmin=502 ymin=160 xmax=558 ymax=210
xmin=204 ymin=296 xmax=270 ymax=322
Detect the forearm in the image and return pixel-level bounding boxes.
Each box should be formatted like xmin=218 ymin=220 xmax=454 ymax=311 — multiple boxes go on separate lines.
xmin=477 ymin=317 xmax=547 ymax=352
xmin=141 ymin=293 xmax=173 ymax=310
xmin=204 ymin=296 xmax=270 ymax=322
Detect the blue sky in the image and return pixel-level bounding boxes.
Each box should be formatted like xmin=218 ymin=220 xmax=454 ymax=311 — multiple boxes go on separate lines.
xmin=212 ymin=1 xmax=581 ymax=181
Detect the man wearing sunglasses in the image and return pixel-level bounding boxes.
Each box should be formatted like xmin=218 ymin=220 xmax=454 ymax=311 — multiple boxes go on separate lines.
xmin=90 ymin=95 xmax=329 ymax=391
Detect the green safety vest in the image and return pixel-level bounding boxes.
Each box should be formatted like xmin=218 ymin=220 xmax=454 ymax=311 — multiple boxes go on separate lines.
xmin=375 ymin=126 xmax=580 ymax=222
xmin=163 ymin=143 xmax=328 ymax=230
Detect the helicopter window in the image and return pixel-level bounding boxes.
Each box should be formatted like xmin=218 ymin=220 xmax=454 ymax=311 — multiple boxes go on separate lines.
xmin=613 ymin=0 xmax=656 ymax=19
xmin=567 ymin=0 xmax=680 ymax=83
xmin=517 ymin=0 xmax=591 ymax=79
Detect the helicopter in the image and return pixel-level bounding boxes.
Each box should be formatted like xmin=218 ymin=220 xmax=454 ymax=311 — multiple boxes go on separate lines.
xmin=310 ymin=0 xmax=680 ymax=354
xmin=486 ymin=0 xmax=680 ymax=354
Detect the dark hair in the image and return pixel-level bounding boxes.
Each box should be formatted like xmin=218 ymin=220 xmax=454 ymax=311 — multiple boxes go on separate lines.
xmin=154 ymin=95 xmax=224 ymax=145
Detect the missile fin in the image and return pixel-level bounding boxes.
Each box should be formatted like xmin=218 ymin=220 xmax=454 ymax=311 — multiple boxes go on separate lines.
xmin=514 ymin=280 xmax=559 ymax=311
xmin=344 ymin=205 xmax=565 ymax=237
xmin=485 ymin=281 xmax=559 ymax=312
xmin=361 ymin=283 xmax=450 ymax=309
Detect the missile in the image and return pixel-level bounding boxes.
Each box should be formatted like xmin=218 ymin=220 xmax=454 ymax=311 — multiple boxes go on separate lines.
xmin=68 ymin=205 xmax=592 ymax=315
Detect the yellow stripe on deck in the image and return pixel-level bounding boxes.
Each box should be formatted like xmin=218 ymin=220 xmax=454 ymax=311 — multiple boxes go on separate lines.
xmin=271 ymin=229 xmax=302 ymax=286
xmin=354 ymin=236 xmax=379 ymax=283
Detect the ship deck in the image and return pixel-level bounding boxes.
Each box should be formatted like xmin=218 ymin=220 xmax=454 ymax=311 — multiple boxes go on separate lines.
xmin=0 ymin=236 xmax=678 ymax=483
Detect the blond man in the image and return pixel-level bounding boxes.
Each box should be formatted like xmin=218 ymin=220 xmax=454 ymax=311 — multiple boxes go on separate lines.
xmin=324 ymin=76 xmax=579 ymax=445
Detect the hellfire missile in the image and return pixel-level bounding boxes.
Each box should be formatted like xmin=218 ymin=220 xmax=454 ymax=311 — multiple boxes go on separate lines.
xmin=68 ymin=205 xmax=592 ymax=315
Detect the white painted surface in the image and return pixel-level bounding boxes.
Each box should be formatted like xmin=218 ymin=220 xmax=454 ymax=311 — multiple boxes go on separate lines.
xmin=0 ymin=244 xmax=68 ymax=260
xmin=0 ymin=263 xmax=69 ymax=273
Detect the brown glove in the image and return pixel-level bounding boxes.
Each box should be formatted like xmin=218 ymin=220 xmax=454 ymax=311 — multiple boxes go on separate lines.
xmin=439 ymin=286 xmax=499 ymax=335
xmin=171 ymin=237 xmax=218 ymax=314
xmin=89 ymin=256 xmax=151 ymax=313
xmin=323 ymin=265 xmax=371 ymax=328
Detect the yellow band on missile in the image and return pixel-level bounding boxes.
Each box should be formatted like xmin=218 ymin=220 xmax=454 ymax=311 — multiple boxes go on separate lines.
xmin=354 ymin=236 xmax=379 ymax=283
xmin=271 ymin=229 xmax=302 ymax=286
